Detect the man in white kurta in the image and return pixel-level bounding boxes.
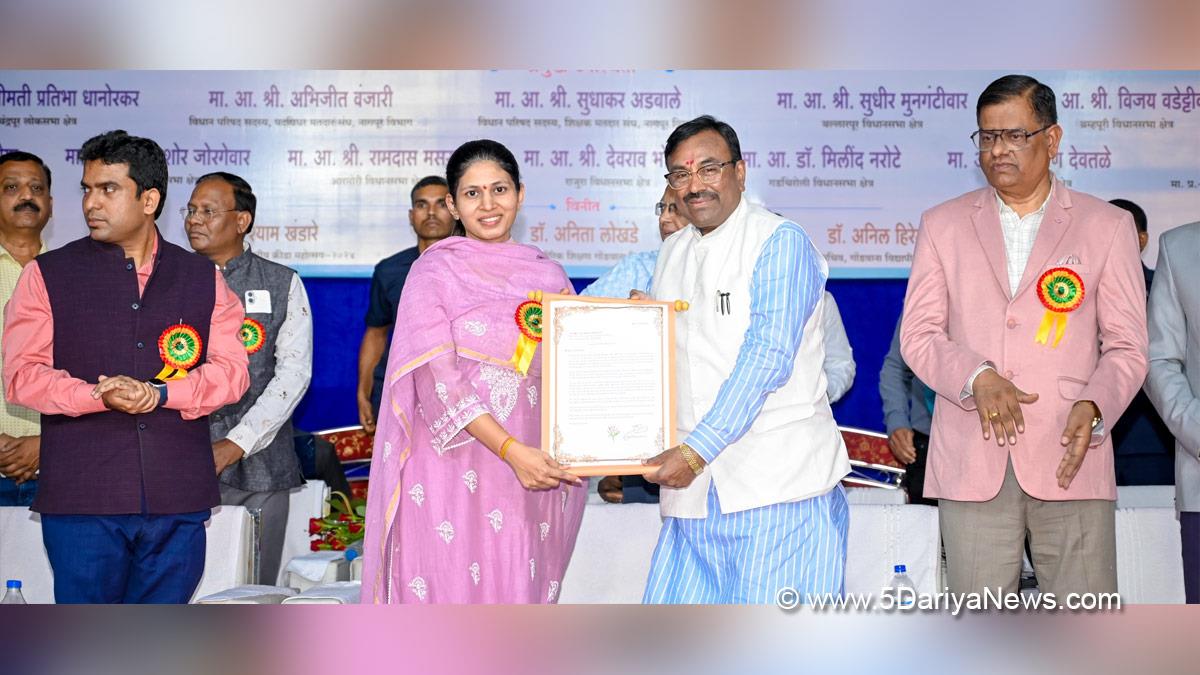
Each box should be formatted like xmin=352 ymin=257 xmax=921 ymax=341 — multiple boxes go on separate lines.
xmin=643 ymin=116 xmax=851 ymax=604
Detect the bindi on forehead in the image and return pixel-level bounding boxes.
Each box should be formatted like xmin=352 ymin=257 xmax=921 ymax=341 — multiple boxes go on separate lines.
xmin=667 ymin=146 xmax=711 ymax=171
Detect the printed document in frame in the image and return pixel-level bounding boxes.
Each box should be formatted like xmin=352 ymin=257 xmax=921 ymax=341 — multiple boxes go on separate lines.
xmin=540 ymin=294 xmax=679 ymax=476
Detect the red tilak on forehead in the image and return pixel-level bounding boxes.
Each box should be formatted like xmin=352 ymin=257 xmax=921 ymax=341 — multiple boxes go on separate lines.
xmin=686 ymin=158 xmax=694 ymax=167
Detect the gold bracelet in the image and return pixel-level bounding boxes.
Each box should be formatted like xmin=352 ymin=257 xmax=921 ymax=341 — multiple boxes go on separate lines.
xmin=678 ymin=443 xmax=704 ymax=476
xmin=499 ymin=436 xmax=516 ymax=461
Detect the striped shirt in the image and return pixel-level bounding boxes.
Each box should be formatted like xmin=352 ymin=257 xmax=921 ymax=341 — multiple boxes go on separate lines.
xmin=684 ymin=221 xmax=825 ymax=463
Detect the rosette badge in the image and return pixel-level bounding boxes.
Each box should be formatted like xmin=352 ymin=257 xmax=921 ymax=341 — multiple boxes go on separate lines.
xmin=156 ymin=323 xmax=203 ymax=380
xmin=240 ymin=318 xmax=266 ymax=354
xmin=1034 ymin=267 xmax=1085 ymax=348
xmin=510 ymin=299 xmax=543 ymax=376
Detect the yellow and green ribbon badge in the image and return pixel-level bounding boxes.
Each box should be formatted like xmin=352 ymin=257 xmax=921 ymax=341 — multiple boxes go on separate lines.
xmin=510 ymin=299 xmax=543 ymax=376
xmin=240 ymin=318 xmax=266 ymax=354
xmin=1034 ymin=267 xmax=1085 ymax=348
xmin=156 ymin=323 xmax=203 ymax=381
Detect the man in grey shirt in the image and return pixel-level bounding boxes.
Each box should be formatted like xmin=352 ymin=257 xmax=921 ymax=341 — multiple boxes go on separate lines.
xmin=879 ymin=314 xmax=935 ymax=505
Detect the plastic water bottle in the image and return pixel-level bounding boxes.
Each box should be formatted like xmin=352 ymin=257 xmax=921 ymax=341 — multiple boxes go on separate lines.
xmin=891 ymin=565 xmax=915 ymax=608
xmin=1 ymin=580 xmax=26 ymax=604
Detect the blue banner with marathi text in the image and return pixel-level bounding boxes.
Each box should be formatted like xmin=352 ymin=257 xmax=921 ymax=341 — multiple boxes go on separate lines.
xmin=1 ymin=70 xmax=1196 ymax=277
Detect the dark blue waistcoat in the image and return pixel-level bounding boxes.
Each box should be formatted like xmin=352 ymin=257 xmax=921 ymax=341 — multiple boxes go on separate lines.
xmin=35 ymin=235 xmax=218 ymax=514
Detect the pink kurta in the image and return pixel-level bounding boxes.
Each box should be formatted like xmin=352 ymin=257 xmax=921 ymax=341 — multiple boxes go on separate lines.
xmin=361 ymin=237 xmax=587 ymax=604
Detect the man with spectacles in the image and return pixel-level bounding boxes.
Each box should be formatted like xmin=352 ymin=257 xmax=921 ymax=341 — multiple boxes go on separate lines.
xmin=582 ymin=187 xmax=685 ymax=300
xmin=2 ymin=131 xmax=249 ymax=602
xmin=642 ymin=115 xmax=851 ymax=604
xmin=0 ymin=151 xmax=52 ymax=507
xmin=901 ymin=75 xmax=1147 ymax=597
xmin=185 ymin=172 xmax=313 ymax=585
xmin=356 ymin=176 xmax=455 ymax=434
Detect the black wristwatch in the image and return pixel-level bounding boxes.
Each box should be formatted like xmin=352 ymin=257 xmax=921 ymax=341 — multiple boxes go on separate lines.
xmin=148 ymin=379 xmax=168 ymax=407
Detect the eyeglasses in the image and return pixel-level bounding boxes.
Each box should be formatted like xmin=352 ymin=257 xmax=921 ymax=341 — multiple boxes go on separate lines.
xmin=181 ymin=206 xmax=240 ymax=222
xmin=970 ymin=125 xmax=1052 ymax=151
xmin=655 ymin=202 xmax=678 ymax=217
xmin=664 ymin=160 xmax=737 ymax=190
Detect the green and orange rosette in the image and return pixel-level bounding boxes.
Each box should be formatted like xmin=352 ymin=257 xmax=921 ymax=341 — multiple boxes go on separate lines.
xmin=1034 ymin=267 xmax=1085 ymax=348
xmin=156 ymin=323 xmax=203 ymax=380
xmin=240 ymin=318 xmax=266 ymax=354
xmin=510 ymin=299 xmax=543 ymax=376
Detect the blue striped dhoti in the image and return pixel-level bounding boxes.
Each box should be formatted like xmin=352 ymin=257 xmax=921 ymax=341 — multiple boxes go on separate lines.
xmin=642 ymin=482 xmax=849 ymax=604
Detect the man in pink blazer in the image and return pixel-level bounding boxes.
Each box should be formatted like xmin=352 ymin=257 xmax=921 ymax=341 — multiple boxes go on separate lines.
xmin=901 ymin=75 xmax=1148 ymax=595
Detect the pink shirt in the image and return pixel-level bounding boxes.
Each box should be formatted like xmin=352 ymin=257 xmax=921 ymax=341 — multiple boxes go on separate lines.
xmin=3 ymin=240 xmax=248 ymax=420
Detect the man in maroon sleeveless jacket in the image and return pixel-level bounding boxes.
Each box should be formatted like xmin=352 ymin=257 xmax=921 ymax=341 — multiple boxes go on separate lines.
xmin=2 ymin=130 xmax=249 ymax=603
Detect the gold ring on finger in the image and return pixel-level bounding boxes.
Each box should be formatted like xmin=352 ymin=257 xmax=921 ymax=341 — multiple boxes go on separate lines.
xmin=988 ymin=410 xmax=1000 ymax=419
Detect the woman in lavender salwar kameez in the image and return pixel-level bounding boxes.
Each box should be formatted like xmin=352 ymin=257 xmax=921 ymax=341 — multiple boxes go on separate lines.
xmin=362 ymin=140 xmax=587 ymax=604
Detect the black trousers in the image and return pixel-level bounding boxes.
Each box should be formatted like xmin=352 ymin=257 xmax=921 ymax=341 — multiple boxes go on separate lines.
xmin=902 ymin=430 xmax=937 ymax=507
xmin=621 ymin=474 xmax=660 ymax=504
xmin=1183 ymin=511 xmax=1200 ymax=604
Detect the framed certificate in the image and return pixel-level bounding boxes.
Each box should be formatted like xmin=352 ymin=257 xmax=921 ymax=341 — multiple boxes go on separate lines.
xmin=540 ymin=294 xmax=678 ymax=476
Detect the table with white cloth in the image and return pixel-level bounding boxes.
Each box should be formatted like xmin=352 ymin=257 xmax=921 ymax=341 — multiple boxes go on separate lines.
xmin=1 ymin=484 xmax=1186 ymax=604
